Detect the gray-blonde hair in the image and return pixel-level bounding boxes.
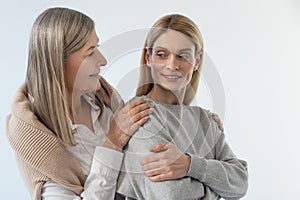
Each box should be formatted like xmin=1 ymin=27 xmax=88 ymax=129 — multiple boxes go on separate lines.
xmin=26 ymin=7 xmax=94 ymax=145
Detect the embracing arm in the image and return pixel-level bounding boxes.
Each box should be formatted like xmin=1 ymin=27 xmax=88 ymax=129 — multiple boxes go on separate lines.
xmin=42 ymin=98 xmax=153 ymax=200
xmin=141 ymin=112 xmax=224 ymax=182
xmin=41 ymin=146 xmax=123 ymax=200
xmin=185 ymin=109 xmax=248 ymax=199
xmin=186 ymin=121 xmax=248 ymax=199
xmin=141 ymin=112 xmax=248 ymax=199
xmin=81 ymin=147 xmax=123 ymax=199
xmin=141 ymin=136 xmax=248 ymax=200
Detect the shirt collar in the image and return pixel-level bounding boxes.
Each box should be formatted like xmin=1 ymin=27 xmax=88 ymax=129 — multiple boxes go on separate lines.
xmin=70 ymin=93 xmax=101 ymax=132
xmin=83 ymin=92 xmax=100 ymax=111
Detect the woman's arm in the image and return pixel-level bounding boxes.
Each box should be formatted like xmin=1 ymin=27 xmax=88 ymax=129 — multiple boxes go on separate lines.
xmin=140 ymin=112 xmax=224 ymax=182
xmin=41 ymin=181 xmax=81 ymax=200
xmin=81 ymin=147 xmax=124 ymax=199
xmin=83 ymin=98 xmax=153 ymax=199
xmin=186 ymin=116 xmax=248 ymax=199
xmin=42 ymin=98 xmax=153 ymax=200
xmin=141 ymin=115 xmax=248 ymax=199
xmin=187 ymin=136 xmax=248 ymax=198
xmin=41 ymin=146 xmax=123 ymax=200
xmin=140 ymin=143 xmax=191 ymax=182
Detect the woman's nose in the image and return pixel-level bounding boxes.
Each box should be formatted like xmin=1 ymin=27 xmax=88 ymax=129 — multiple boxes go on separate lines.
xmin=96 ymin=49 xmax=107 ymax=67
xmin=166 ymin=54 xmax=178 ymax=70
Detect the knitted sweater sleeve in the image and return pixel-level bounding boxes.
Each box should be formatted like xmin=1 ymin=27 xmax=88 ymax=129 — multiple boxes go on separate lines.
xmin=187 ymin=110 xmax=248 ymax=199
xmin=6 ymin=113 xmax=86 ymax=195
xmin=6 ymin=84 xmax=86 ymax=197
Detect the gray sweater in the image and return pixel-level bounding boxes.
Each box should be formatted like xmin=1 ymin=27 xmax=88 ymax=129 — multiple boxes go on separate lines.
xmin=116 ymin=98 xmax=248 ymax=200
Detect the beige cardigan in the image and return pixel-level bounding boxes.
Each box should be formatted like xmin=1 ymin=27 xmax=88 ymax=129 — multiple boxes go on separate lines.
xmin=6 ymin=77 xmax=121 ymax=200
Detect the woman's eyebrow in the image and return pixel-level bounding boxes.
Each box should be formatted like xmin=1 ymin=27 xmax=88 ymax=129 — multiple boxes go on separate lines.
xmin=154 ymin=46 xmax=193 ymax=53
xmin=153 ymin=46 xmax=168 ymax=50
xmin=178 ymin=48 xmax=192 ymax=52
xmin=86 ymin=38 xmax=100 ymax=51
xmin=87 ymin=46 xmax=96 ymax=51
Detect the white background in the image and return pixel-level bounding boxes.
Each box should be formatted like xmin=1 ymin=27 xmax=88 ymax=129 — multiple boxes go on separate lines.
xmin=1 ymin=0 xmax=300 ymax=199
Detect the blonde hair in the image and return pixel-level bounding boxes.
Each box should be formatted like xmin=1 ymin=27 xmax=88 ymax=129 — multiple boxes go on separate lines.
xmin=26 ymin=7 xmax=95 ymax=145
xmin=136 ymin=14 xmax=204 ymax=105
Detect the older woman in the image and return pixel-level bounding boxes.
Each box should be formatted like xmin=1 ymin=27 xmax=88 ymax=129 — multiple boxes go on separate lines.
xmin=6 ymin=7 xmax=154 ymax=200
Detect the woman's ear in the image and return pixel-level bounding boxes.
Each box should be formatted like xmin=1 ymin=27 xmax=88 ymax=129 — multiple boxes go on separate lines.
xmin=194 ymin=51 xmax=202 ymax=71
xmin=145 ymin=50 xmax=152 ymax=66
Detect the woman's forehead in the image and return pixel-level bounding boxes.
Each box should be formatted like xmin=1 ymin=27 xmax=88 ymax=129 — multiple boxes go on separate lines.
xmin=153 ymin=29 xmax=195 ymax=53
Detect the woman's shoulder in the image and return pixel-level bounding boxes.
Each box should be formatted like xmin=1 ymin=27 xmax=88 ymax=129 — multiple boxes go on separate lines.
xmin=130 ymin=96 xmax=215 ymax=121
xmin=187 ymin=106 xmax=223 ymax=138
xmin=191 ymin=106 xmax=213 ymax=119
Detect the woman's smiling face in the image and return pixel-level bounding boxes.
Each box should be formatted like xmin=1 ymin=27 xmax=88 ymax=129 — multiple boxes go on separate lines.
xmin=64 ymin=29 xmax=107 ymax=94
xmin=146 ymin=29 xmax=200 ymax=94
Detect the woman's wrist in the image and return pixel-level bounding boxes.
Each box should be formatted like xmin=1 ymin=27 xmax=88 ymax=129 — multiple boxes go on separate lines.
xmin=103 ymin=138 xmax=123 ymax=152
xmin=184 ymin=153 xmax=192 ymax=175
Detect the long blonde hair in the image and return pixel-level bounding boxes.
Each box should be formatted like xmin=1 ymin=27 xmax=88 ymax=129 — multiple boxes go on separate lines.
xmin=26 ymin=7 xmax=94 ymax=145
xmin=136 ymin=14 xmax=204 ymax=105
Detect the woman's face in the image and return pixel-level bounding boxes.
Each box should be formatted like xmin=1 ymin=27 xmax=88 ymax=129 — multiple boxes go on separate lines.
xmin=146 ymin=29 xmax=200 ymax=93
xmin=64 ymin=29 xmax=107 ymax=95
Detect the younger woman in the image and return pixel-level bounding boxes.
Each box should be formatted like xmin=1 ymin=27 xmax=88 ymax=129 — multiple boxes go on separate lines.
xmin=117 ymin=14 xmax=248 ymax=200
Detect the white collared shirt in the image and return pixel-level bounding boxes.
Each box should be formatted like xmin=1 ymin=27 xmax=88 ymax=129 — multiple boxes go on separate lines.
xmin=41 ymin=94 xmax=123 ymax=200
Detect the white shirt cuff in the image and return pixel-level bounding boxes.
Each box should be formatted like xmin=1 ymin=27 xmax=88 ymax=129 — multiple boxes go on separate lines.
xmin=90 ymin=146 xmax=124 ymax=178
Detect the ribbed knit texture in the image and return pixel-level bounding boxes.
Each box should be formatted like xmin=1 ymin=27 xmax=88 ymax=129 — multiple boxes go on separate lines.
xmin=6 ymin=77 xmax=121 ymax=199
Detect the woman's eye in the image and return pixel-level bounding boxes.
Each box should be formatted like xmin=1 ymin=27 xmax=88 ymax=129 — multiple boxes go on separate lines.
xmin=155 ymin=51 xmax=167 ymax=59
xmin=88 ymin=51 xmax=94 ymax=57
xmin=87 ymin=45 xmax=99 ymax=57
xmin=178 ymin=54 xmax=190 ymax=60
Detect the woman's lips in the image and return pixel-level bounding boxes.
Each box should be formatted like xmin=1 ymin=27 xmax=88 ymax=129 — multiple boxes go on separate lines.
xmin=89 ymin=71 xmax=100 ymax=77
xmin=89 ymin=74 xmax=101 ymax=79
xmin=162 ymin=74 xmax=182 ymax=79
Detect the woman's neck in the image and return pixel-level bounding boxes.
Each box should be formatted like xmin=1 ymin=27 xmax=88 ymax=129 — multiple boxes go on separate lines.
xmin=68 ymin=90 xmax=94 ymax=132
xmin=68 ymin=90 xmax=89 ymax=122
xmin=68 ymin=90 xmax=82 ymax=109
xmin=147 ymin=85 xmax=185 ymax=105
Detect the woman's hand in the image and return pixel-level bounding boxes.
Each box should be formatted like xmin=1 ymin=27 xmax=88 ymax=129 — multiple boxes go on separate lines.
xmin=104 ymin=98 xmax=154 ymax=151
xmin=140 ymin=143 xmax=191 ymax=182
xmin=212 ymin=113 xmax=224 ymax=132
